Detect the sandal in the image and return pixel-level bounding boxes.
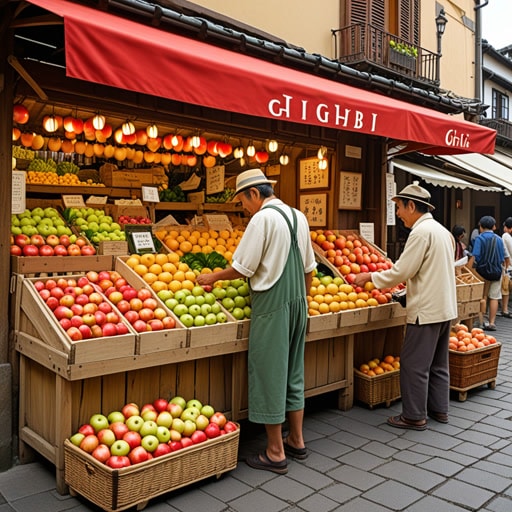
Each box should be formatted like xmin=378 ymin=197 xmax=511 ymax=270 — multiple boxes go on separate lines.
xmin=246 ymin=451 xmax=288 ymax=474
xmin=387 ymin=415 xmax=427 ymax=431
xmin=502 ymin=312 xmax=512 ymax=318
xmin=283 ymin=437 xmax=308 ymax=460
xmin=428 ymin=411 xmax=449 ymax=424
xmin=483 ymin=323 xmax=497 ymax=331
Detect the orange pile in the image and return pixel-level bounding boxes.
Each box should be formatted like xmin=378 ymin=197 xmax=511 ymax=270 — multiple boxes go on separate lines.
xmin=359 ymin=355 xmax=400 ymax=377
xmin=153 ymin=227 xmax=244 ymax=263
xmin=449 ymin=323 xmax=497 ymax=352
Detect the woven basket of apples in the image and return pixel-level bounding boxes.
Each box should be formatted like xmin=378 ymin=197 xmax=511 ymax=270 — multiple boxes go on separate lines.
xmin=64 ymin=396 xmax=239 ymax=511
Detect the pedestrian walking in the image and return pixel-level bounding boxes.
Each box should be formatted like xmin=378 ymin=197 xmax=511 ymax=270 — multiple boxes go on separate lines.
xmin=500 ymin=217 xmax=512 ymax=317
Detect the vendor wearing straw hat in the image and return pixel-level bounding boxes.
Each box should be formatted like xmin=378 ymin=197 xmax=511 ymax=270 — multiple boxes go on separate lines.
xmin=197 ymin=168 xmax=316 ymax=474
xmin=354 ymin=182 xmax=457 ymax=430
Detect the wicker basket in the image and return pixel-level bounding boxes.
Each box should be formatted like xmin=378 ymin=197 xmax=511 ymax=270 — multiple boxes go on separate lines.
xmin=64 ymin=425 xmax=240 ymax=512
xmin=449 ymin=343 xmax=501 ymax=389
xmin=354 ymin=369 xmax=401 ymax=408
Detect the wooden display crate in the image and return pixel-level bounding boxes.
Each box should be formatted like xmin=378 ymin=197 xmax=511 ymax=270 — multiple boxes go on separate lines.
xmin=64 ymin=427 xmax=240 ymax=512
xmin=456 ymin=266 xmax=484 ymax=303
xmin=10 ymin=254 xmax=114 ymax=275
xmin=16 ymin=275 xmax=137 ymax=365
xmin=449 ymin=342 xmax=501 ymax=401
xmin=353 ymin=368 xmax=401 ymax=408
xmin=99 ymin=166 xmax=166 ymax=188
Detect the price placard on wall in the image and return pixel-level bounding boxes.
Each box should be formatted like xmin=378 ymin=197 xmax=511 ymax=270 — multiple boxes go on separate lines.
xmin=299 ymin=157 xmax=329 ymax=189
xmin=338 ymin=172 xmax=362 ymax=210
xmin=142 ymin=186 xmax=160 ymax=203
xmin=206 ymin=165 xmax=225 ymax=195
xmin=299 ymin=193 xmax=327 ymax=227
xmin=62 ymin=195 xmax=86 ymax=209
xmin=12 ymin=171 xmax=26 ymax=214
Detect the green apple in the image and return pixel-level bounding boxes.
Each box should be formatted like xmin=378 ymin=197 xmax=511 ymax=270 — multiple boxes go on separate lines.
xmin=169 ymin=396 xmax=187 ymax=410
xmin=216 ymin=312 xmax=227 ymax=323
xmin=180 ymin=314 xmax=194 ymax=327
xmin=226 ymin=286 xmax=238 ymax=299
xmin=173 ymin=304 xmax=188 ymax=317
xmin=221 ymin=297 xmax=235 ymax=311
xmin=191 ymin=286 xmax=205 ymax=297
xmin=237 ymin=283 xmax=250 ymax=296
xmin=139 ymin=420 xmax=158 ymax=437
xmin=232 ymin=307 xmax=245 ymax=320
xmin=182 ymin=419 xmax=196 ymax=437
xmin=89 ymin=413 xmax=109 ymax=433
xmin=200 ymin=304 xmax=212 ymax=316
xmin=234 ymin=296 xmax=247 ymax=308
xmin=186 ymin=399 xmax=203 ymax=410
xmin=184 ymin=295 xmax=197 ymax=307
xmin=181 ymin=407 xmax=200 ymax=422
xmin=156 ymin=411 xmax=173 ymax=428
xmin=171 ymin=418 xmax=185 ymax=434
xmin=165 ymin=298 xmax=179 ymax=311
xmin=140 ymin=434 xmax=159 ymax=452
xmin=243 ymin=306 xmax=252 ymax=318
xmin=195 ymin=414 xmax=209 ymax=431
xmin=211 ymin=303 xmax=221 ymax=315
xmin=110 ymin=439 xmax=130 ymax=456
xmin=193 ymin=315 xmax=206 ymax=326
xmin=231 ymin=278 xmax=245 ymax=289
xmin=69 ymin=432 xmax=85 ymax=447
xmin=156 ymin=425 xmax=171 ymax=443
xmin=125 ymin=415 xmax=144 ymax=432
xmin=212 ymin=287 xmax=226 ymax=300
xmin=194 ymin=295 xmax=205 ymax=306
xmin=205 ymin=313 xmax=217 ymax=325
xmin=174 ymin=290 xmax=189 ymax=304
xmin=200 ymin=404 xmax=215 ymax=418
xmin=157 ymin=290 xmax=173 ymax=302
xmin=188 ymin=304 xmax=201 ymax=317
xmin=107 ymin=411 xmax=125 ymax=424
xmin=204 ymin=292 xmax=216 ymax=305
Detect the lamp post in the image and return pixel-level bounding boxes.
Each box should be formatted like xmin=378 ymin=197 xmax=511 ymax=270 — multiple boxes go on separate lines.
xmin=435 ymin=8 xmax=448 ymax=84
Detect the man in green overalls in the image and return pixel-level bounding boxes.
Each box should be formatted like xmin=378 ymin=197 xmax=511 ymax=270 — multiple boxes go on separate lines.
xmin=197 ymin=169 xmax=316 ymax=474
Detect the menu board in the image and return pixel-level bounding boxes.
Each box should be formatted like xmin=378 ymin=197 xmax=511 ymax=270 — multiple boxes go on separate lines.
xmin=299 ymin=157 xmax=329 ymax=189
xmin=338 ymin=172 xmax=362 ymax=210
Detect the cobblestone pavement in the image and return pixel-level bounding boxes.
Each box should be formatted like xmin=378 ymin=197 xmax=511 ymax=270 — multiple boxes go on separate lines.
xmin=1 ymin=316 xmax=512 ymax=512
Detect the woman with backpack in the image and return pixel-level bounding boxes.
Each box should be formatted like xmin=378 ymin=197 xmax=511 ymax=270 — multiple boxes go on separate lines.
xmin=467 ymin=216 xmax=507 ymax=331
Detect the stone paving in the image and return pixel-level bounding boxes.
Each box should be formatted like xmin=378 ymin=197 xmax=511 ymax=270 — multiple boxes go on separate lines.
xmin=1 ymin=315 xmax=512 ymax=512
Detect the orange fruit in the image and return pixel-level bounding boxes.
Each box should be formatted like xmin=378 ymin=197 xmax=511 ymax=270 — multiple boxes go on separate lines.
xmin=134 ymin=264 xmax=148 ymax=276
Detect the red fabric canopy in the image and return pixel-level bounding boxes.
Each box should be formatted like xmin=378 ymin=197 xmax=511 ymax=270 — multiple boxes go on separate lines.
xmin=28 ymin=0 xmax=496 ymax=155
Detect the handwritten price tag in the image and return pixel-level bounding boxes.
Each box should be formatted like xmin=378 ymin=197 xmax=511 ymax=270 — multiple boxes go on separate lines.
xmin=131 ymin=231 xmax=156 ymax=253
xmin=62 ymin=195 xmax=86 ymax=209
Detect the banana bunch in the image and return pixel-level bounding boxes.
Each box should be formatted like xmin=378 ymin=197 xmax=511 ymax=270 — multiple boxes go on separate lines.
xmin=12 ymin=145 xmax=35 ymax=160
xmin=56 ymin=161 xmax=80 ymax=176
xmin=27 ymin=158 xmax=57 ymax=173
xmin=205 ymin=188 xmax=236 ymax=203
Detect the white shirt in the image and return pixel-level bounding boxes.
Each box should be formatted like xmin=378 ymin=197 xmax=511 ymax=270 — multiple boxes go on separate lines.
xmin=503 ymin=232 xmax=512 ymax=270
xmin=231 ymin=198 xmax=316 ymax=291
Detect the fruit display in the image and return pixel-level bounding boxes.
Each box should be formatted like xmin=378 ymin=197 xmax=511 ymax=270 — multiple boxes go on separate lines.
xmin=118 ymin=214 xmax=152 ymax=225
xmin=153 ymin=227 xmax=244 ymax=263
xmin=10 ymin=207 xmax=96 ymax=256
xmin=27 ymin=157 xmax=58 ymax=173
xmin=158 ymin=184 xmax=187 ymax=202
xmin=205 ymin=188 xmax=236 ymax=203
xmin=63 ymin=206 xmax=126 ymax=244
xmin=12 ymin=145 xmax=35 ymax=160
xmin=307 ymin=271 xmax=391 ymax=315
xmin=311 ymin=230 xmax=393 ymax=284
xmin=25 ymin=170 xmax=105 ymax=186
xmin=210 ymin=278 xmax=251 ymax=320
xmin=358 ymin=355 xmax=400 ymax=376
xmin=69 ymin=396 xmax=238 ymax=467
xmin=449 ymin=324 xmax=498 ymax=352
xmin=33 ymin=275 xmax=133 ymax=340
xmin=86 ymin=270 xmax=179 ymax=333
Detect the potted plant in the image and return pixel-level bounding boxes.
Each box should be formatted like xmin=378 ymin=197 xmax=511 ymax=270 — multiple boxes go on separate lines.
xmin=389 ymin=40 xmax=418 ymax=72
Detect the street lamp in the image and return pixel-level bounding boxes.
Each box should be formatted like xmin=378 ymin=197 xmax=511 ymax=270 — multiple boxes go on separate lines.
xmin=435 ymin=8 xmax=448 ymax=84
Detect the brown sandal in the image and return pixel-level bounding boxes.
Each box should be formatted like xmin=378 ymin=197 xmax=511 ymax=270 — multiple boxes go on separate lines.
xmin=428 ymin=411 xmax=448 ymax=424
xmin=387 ymin=415 xmax=427 ymax=431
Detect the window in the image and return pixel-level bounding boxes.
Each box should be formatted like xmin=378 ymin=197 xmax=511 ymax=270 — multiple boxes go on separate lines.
xmin=492 ymin=89 xmax=509 ymax=120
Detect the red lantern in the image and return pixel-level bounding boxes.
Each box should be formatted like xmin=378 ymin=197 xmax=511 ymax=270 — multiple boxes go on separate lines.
xmin=13 ymin=104 xmax=29 ymax=124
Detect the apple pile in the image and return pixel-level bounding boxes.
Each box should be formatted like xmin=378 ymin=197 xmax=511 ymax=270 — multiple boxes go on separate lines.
xmin=358 ymin=355 xmax=400 ymax=377
xmin=311 ymin=230 xmax=393 ymax=285
xmin=34 ymin=275 xmax=132 ymax=340
xmin=210 ymin=278 xmax=251 ymax=320
xmin=88 ymin=270 xmax=178 ymax=332
xmin=69 ymin=396 xmax=238 ymax=468
xmin=10 ymin=232 xmax=96 ymax=257
xmin=118 ymin=215 xmax=152 ymax=225
xmin=64 ymin=206 xmax=126 ymax=244
xmin=156 ymin=286 xmax=228 ymax=327
xmin=450 ymin=324 xmax=498 ymax=352
xmin=11 ymin=207 xmax=73 ymax=238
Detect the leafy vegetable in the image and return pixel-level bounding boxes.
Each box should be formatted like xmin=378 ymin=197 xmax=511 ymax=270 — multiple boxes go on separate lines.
xmin=180 ymin=251 xmax=228 ymax=271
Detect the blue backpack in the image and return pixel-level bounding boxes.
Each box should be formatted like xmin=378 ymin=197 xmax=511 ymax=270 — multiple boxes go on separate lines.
xmin=474 ymin=236 xmax=502 ymax=281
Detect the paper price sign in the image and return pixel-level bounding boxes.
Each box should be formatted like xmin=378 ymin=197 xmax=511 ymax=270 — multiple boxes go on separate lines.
xmin=142 ymin=186 xmax=160 ymax=203
xmin=12 ymin=171 xmax=26 ymax=214
xmin=206 ymin=165 xmax=225 ymax=195
xmin=62 ymin=195 xmax=86 ymax=209
xmin=131 ymin=231 xmax=156 ymax=253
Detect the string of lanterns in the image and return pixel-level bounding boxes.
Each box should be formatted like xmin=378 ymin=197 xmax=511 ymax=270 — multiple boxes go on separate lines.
xmin=13 ymin=104 xmax=329 ymax=169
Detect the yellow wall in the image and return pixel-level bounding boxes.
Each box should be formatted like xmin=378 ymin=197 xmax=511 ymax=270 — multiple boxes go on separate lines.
xmin=421 ymin=0 xmax=476 ymax=99
xmin=192 ymin=0 xmax=339 ymax=57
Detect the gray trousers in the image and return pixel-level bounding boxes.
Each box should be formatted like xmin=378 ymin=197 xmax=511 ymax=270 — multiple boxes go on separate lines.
xmin=400 ymin=320 xmax=451 ymax=420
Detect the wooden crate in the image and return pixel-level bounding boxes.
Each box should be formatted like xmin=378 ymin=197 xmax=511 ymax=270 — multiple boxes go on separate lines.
xmin=10 ymin=254 xmax=114 ymax=275
xmin=339 ymin=308 xmax=369 ymax=327
xmin=449 ymin=342 xmax=501 ymax=390
xmin=307 ymin=312 xmax=339 ymax=333
xmin=354 ymin=369 xmax=401 ymax=408
xmin=456 ymin=267 xmax=484 ymax=303
xmin=64 ymin=427 xmax=240 ymax=511
xmin=17 ymin=275 xmax=137 ymax=364
xmin=99 ymin=166 xmax=166 ymax=188
xmin=97 ymin=241 xmax=129 ymax=256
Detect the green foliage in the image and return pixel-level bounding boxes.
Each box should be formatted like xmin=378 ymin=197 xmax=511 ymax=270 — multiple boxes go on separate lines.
xmin=389 ymin=40 xmax=418 ymax=58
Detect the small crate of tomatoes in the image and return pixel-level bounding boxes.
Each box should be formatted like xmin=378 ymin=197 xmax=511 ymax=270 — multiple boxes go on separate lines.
xmin=449 ymin=324 xmax=501 ymax=394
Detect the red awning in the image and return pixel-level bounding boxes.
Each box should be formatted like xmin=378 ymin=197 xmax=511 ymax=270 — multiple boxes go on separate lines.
xmin=27 ymin=0 xmax=496 ymax=155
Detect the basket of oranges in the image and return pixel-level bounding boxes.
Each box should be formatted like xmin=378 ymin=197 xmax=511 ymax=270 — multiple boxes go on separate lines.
xmin=354 ymin=355 xmax=401 ymax=409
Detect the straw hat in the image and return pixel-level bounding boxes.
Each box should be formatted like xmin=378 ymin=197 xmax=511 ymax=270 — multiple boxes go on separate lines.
xmin=392 ymin=182 xmax=435 ymax=211
xmin=234 ymin=169 xmax=277 ymax=196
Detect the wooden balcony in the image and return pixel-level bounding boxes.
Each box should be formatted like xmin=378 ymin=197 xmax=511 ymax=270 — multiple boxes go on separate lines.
xmin=480 ymin=118 xmax=512 ymax=144
xmin=332 ymin=24 xmax=439 ymax=89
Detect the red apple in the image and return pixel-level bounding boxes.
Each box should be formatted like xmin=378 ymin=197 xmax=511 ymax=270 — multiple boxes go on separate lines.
xmin=50 ymin=287 xmax=65 ymax=300
xmin=78 ymin=424 xmax=95 ymax=436
xmin=108 ymin=291 xmax=124 ymax=305
xmin=10 ymin=245 xmax=23 ymax=256
xmin=128 ymin=446 xmax=149 ymax=465
xmin=77 ymin=276 xmax=89 ymax=288
xmin=204 ymin=422 xmax=221 ymax=439
xmin=46 ymin=296 xmax=59 ymax=311
xmin=66 ymin=326 xmax=83 ymax=341
xmin=139 ymin=308 xmax=155 ymax=322
xmin=132 ymin=319 xmax=148 ymax=333
xmin=99 ymin=279 xmax=114 ymax=291
xmin=78 ymin=324 xmax=92 ymax=339
xmin=123 ymin=430 xmax=142 ymax=450
xmin=153 ymin=398 xmax=169 ymax=413
xmin=102 ymin=323 xmax=118 ymax=337
xmin=91 ymin=444 xmax=111 ymax=463
xmin=170 ymin=440 xmax=183 ymax=452
xmin=209 ymin=412 xmax=227 ymax=428
xmin=54 ymin=245 xmax=68 ymax=256
xmin=148 ymin=319 xmax=164 ymax=331
xmin=122 ymin=288 xmax=138 ymax=301
xmin=190 ymin=430 xmax=207 ymax=444
xmin=98 ymin=301 xmax=113 ymax=314
xmin=81 ymin=245 xmax=96 ymax=256
xmin=67 ymin=244 xmax=81 ymax=256
xmin=79 ymin=434 xmax=99 ymax=453
xmin=124 ymin=310 xmax=139 ymax=324
xmin=30 ymin=234 xmax=45 ymax=247
xmin=91 ymin=325 xmax=104 ymax=338
xmin=223 ymin=421 xmax=238 ymax=433
xmin=22 ymin=245 xmax=39 ymax=256
xmin=142 ymin=298 xmax=158 ymax=310
xmin=94 ymin=310 xmax=107 ymax=326
xmin=106 ymin=455 xmax=131 ymax=468
xmin=14 ymin=234 xmax=30 ymax=248
xmin=98 ymin=271 xmax=111 ymax=281
xmin=116 ymin=322 xmax=129 ymax=335
xmin=59 ymin=318 xmax=72 ymax=330
xmin=137 ymin=288 xmax=153 ymax=301
xmin=75 ymin=294 xmax=90 ymax=306
xmin=153 ymin=443 xmax=172 ymax=457
xmin=116 ymin=299 xmax=131 ymax=313
xmin=45 ymin=279 xmax=57 ymax=290
xmin=180 ymin=437 xmax=194 ymax=449
xmin=106 ymin=312 xmax=120 ymax=324
xmin=54 ymin=305 xmax=73 ymax=320
xmin=39 ymin=289 xmax=51 ymax=301
xmin=59 ymin=235 xmax=71 ymax=247
xmin=110 ymin=421 xmax=130 ymax=440
xmin=162 ymin=316 xmax=176 ymax=329
xmin=121 ymin=403 xmax=140 ymax=419
xmin=39 ymin=245 xmax=54 ymax=256
xmin=70 ymin=315 xmax=84 ymax=328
